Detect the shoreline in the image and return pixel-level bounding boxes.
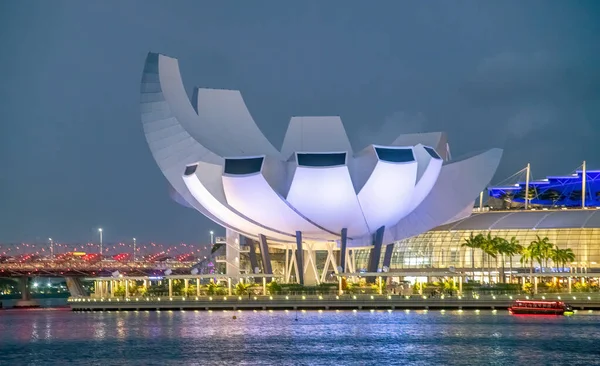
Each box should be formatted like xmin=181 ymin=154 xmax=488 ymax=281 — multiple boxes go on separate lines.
xmin=68 ymin=294 xmax=600 ymax=312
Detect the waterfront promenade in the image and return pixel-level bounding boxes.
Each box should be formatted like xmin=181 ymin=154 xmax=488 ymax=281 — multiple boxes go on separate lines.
xmin=69 ymin=293 xmax=600 ymax=311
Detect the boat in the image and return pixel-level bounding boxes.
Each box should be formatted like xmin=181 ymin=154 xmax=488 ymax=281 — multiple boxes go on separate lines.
xmin=508 ymin=300 xmax=573 ymax=315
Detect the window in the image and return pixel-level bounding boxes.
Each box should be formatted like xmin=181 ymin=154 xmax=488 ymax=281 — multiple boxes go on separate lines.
xmin=224 ymin=157 xmax=264 ymax=175
xmin=297 ymin=153 xmax=346 ymax=167
xmin=184 ymin=164 xmax=197 ymax=176
xmin=375 ymin=147 xmax=414 ymax=163
xmin=424 ymin=146 xmax=441 ymax=160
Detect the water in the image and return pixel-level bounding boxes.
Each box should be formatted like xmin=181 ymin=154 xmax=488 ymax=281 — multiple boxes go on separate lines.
xmin=1 ymin=308 xmax=599 ymax=365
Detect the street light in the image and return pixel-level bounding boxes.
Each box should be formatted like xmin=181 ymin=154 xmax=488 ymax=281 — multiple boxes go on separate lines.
xmin=98 ymin=228 xmax=103 ymax=257
xmin=133 ymin=237 xmax=136 ymax=262
xmin=48 ymin=238 xmax=53 ymax=259
xmin=210 ymin=231 xmax=214 ymax=245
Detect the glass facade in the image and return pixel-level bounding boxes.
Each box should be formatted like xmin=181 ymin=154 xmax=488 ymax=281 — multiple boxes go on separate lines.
xmin=350 ymin=228 xmax=600 ymax=272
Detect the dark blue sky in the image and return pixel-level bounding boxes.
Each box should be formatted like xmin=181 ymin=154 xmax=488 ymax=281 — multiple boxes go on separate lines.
xmin=1 ymin=1 xmax=599 ymax=244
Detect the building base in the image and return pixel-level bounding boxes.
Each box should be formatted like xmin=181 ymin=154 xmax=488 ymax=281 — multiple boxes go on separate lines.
xmin=13 ymin=300 xmax=41 ymax=308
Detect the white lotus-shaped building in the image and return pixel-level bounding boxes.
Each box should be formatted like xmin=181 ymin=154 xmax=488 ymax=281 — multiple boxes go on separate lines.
xmin=141 ymin=52 xmax=502 ymax=283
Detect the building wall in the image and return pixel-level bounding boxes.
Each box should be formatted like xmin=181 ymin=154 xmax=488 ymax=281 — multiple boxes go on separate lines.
xmin=353 ymin=228 xmax=600 ymax=272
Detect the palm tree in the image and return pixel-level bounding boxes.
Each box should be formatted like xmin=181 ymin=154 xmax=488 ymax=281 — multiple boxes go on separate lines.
xmin=530 ymin=235 xmax=553 ymax=272
xmin=520 ymin=246 xmax=535 ymax=283
xmin=462 ymin=232 xmax=484 ymax=280
xmin=483 ymin=233 xmax=499 ymax=284
xmin=550 ymin=248 xmax=576 ymax=272
xmin=504 ymin=237 xmax=523 ymax=283
xmin=494 ymin=237 xmax=509 ymax=283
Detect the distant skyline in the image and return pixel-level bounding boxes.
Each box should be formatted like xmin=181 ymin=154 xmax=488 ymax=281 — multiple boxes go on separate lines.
xmin=1 ymin=1 xmax=599 ymax=243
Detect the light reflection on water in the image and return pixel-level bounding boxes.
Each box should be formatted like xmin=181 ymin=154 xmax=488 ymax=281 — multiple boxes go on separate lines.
xmin=1 ymin=309 xmax=599 ymax=365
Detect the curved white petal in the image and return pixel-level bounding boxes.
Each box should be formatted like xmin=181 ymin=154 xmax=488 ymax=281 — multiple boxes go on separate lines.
xmin=404 ymin=144 xmax=444 ymax=213
xmin=391 ymin=132 xmax=449 ymax=160
xmin=221 ymin=162 xmax=339 ymax=240
xmin=141 ymin=52 xmax=234 ymax=231
xmin=281 ymin=117 xmax=353 ymax=160
xmin=357 ymin=146 xmax=418 ymax=231
xmin=387 ymin=148 xmax=503 ymax=241
xmin=192 ymin=88 xmax=281 ymax=158
xmin=286 ymin=165 xmax=369 ymax=237
xmin=183 ymin=162 xmax=296 ymax=242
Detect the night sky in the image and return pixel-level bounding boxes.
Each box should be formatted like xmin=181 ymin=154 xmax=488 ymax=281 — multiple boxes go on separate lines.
xmin=1 ymin=1 xmax=599 ymax=245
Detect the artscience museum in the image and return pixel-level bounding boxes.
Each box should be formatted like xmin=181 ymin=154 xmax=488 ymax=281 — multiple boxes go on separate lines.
xmin=141 ymin=52 xmax=502 ymax=284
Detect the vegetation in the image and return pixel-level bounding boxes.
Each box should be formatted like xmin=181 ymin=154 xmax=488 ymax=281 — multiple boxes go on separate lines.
xmin=463 ymin=231 xmax=577 ymax=285
xmin=266 ymin=280 xmax=282 ymax=295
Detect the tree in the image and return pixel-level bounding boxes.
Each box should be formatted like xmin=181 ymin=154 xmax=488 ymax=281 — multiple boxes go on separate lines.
xmin=550 ymin=248 xmax=576 ymax=272
xmin=530 ymin=235 xmax=553 ymax=272
xmin=462 ymin=232 xmax=484 ymax=279
xmin=520 ymin=246 xmax=535 ymax=283
xmin=504 ymin=237 xmax=523 ymax=283
xmin=482 ymin=232 xmax=498 ymax=284
xmin=494 ymin=237 xmax=509 ymax=283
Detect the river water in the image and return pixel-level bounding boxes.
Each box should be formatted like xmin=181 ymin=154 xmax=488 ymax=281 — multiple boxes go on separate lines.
xmin=1 ymin=305 xmax=599 ymax=365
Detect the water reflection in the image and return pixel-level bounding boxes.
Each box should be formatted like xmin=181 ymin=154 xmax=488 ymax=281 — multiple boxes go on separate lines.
xmin=1 ymin=310 xmax=599 ymax=365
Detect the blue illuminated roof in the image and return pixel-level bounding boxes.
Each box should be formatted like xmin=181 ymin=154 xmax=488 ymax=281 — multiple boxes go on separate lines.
xmin=488 ymin=170 xmax=600 ymax=207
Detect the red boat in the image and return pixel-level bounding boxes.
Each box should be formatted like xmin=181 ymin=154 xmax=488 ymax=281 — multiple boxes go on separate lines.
xmin=509 ymin=300 xmax=573 ymax=315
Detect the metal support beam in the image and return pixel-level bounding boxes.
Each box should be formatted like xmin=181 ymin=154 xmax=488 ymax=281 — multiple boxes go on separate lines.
xmin=245 ymin=236 xmax=259 ymax=275
xmin=295 ymin=231 xmax=304 ymax=285
xmin=339 ymin=228 xmax=348 ymax=272
xmin=258 ymin=234 xmax=273 ymax=280
xmin=382 ymin=243 xmax=394 ymax=270
xmin=367 ymin=226 xmax=385 ymax=282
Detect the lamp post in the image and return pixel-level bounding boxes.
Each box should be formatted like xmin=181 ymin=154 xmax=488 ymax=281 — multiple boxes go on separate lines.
xmin=210 ymin=231 xmax=214 ymax=245
xmin=48 ymin=238 xmax=54 ymax=259
xmin=98 ymin=228 xmax=103 ymax=257
xmin=133 ymin=237 xmax=136 ymax=262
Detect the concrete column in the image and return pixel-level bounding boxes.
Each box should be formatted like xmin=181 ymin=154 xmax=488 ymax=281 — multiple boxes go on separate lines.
xmin=110 ymin=280 xmax=115 ymax=297
xmin=534 ymin=276 xmax=538 ymax=295
xmin=338 ymin=276 xmax=343 ymax=295
xmin=227 ymin=278 xmax=232 ymax=296
xmin=196 ymin=278 xmax=201 ymax=296
xmin=258 ymin=234 xmax=273 ymax=280
xmin=184 ymin=279 xmax=189 ymax=296
xmin=367 ymin=226 xmax=386 ymax=283
xmin=568 ymin=277 xmax=572 ymax=293
xmin=168 ymin=278 xmax=173 ymax=297
xmin=295 ymin=231 xmax=304 ymax=285
xmin=20 ymin=277 xmax=31 ymax=301
xmin=262 ymin=277 xmax=267 ymax=296
xmin=340 ymin=228 xmax=348 ymax=272
xmin=226 ymin=228 xmax=241 ymax=277
xmin=459 ymin=276 xmax=463 ymax=295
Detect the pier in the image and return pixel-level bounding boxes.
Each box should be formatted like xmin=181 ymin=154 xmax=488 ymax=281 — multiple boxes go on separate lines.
xmin=69 ymin=294 xmax=600 ymax=312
